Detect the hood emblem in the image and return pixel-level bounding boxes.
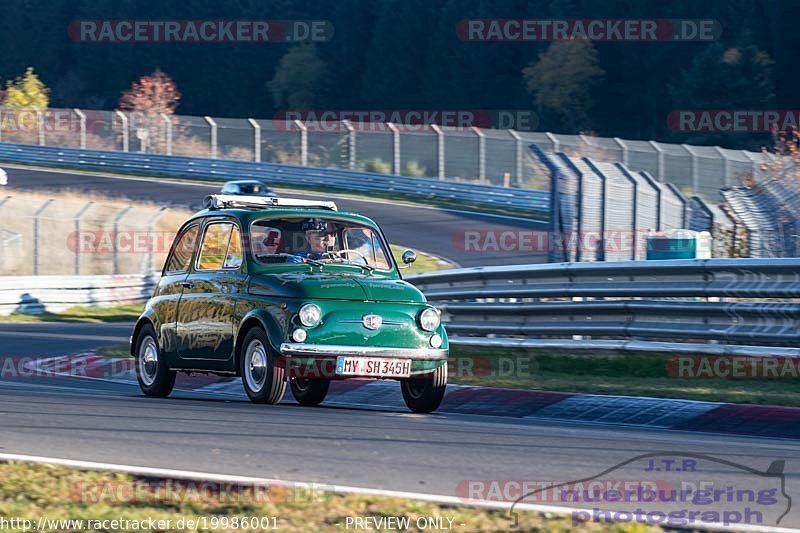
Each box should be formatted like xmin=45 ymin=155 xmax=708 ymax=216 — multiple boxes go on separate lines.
xmin=362 ymin=314 xmax=383 ymax=330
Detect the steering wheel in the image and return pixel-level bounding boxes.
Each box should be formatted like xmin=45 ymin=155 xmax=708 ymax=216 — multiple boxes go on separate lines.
xmin=321 ymin=249 xmax=369 ymax=264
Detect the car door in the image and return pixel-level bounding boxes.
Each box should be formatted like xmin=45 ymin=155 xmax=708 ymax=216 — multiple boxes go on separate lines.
xmin=152 ymin=222 xmax=200 ymax=361
xmin=176 ymin=218 xmax=248 ymax=364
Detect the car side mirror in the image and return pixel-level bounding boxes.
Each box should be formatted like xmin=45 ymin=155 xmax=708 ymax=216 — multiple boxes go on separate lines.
xmin=401 ymin=249 xmax=416 ymax=268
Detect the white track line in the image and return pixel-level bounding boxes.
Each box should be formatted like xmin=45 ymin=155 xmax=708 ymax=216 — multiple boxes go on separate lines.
xmin=0 ymin=453 xmax=792 ymax=532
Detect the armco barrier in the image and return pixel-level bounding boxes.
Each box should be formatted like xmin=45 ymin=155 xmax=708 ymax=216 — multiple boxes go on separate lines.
xmin=9 ymin=259 xmax=798 ymax=358
xmin=0 ymin=273 xmax=157 ymax=315
xmin=407 ymin=258 xmax=800 ymax=354
xmin=0 ymin=142 xmax=550 ymax=218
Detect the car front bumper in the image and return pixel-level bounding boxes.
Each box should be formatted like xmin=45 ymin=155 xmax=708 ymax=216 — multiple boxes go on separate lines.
xmin=280 ymin=343 xmax=448 ymax=360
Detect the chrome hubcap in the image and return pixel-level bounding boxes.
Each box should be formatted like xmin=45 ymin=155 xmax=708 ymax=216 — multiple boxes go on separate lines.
xmin=245 ymin=340 xmax=268 ymax=392
xmin=138 ymin=337 xmax=158 ymax=386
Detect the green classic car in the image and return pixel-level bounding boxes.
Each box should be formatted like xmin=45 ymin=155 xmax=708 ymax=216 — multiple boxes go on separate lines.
xmin=131 ymin=195 xmax=449 ymax=413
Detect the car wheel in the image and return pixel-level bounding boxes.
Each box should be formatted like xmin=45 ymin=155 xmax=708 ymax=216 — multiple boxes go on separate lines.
xmin=240 ymin=327 xmax=286 ymax=404
xmin=135 ymin=324 xmax=176 ymax=398
xmin=290 ymin=377 xmax=331 ymax=406
xmin=400 ymin=363 xmax=447 ymax=413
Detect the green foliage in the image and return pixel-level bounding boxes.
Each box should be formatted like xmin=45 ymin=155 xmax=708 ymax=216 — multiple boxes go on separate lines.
xmin=268 ymin=44 xmax=328 ymax=109
xmin=669 ymin=33 xmax=774 ymax=147
xmin=0 ymin=0 xmax=791 ymax=150
xmin=359 ymin=158 xmax=392 ymax=174
xmin=522 ymin=41 xmax=604 ymax=132
xmin=403 ymin=160 xmax=427 ymax=177
xmin=4 ymin=67 xmax=49 ymax=109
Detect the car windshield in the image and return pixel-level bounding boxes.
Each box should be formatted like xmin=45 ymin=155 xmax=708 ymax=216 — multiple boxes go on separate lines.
xmin=250 ymin=217 xmax=393 ymax=270
xmin=239 ymin=183 xmax=266 ymax=194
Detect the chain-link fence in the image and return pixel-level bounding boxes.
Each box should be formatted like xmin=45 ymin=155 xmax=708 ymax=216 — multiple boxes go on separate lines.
xmin=0 ymin=193 xmax=188 ymax=276
xmin=0 ymin=106 xmax=776 ymax=199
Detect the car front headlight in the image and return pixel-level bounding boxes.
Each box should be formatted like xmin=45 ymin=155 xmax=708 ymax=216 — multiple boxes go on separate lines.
xmin=298 ymin=304 xmax=322 ymax=327
xmin=418 ymin=307 xmax=440 ymax=331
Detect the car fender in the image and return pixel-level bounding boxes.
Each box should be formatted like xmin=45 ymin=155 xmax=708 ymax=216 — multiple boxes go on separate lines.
xmin=130 ymin=307 xmax=161 ymax=356
xmin=234 ymin=308 xmax=286 ymax=370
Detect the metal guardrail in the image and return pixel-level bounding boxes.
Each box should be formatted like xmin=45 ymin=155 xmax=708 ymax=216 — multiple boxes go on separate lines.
xmin=0 ymin=142 xmax=550 ymax=217
xmin=407 ymin=258 xmax=800 ymax=355
xmin=0 ymin=273 xmax=157 ymax=315
xmin=6 ymin=259 xmax=800 ymax=358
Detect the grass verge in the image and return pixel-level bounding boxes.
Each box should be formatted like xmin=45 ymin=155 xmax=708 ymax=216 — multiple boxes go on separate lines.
xmin=0 ymin=461 xmax=653 ymax=533
xmin=449 ymin=345 xmax=800 ymax=407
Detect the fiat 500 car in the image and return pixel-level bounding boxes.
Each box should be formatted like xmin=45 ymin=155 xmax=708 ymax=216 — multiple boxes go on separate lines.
xmin=131 ymin=195 xmax=449 ymax=413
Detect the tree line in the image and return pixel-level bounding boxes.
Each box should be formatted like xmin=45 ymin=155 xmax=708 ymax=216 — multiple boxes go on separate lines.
xmin=0 ymin=0 xmax=794 ymax=150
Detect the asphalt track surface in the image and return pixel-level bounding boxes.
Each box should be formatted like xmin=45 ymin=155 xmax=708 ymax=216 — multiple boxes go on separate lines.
xmin=2 ymin=323 xmax=800 ymax=530
xmin=2 ymin=165 xmax=549 ymax=268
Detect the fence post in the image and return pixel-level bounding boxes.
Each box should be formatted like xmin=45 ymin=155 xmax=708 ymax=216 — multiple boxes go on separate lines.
xmin=160 ymin=113 xmax=172 ymax=155
xmin=430 ymin=124 xmax=445 ymax=179
xmin=112 ymin=207 xmax=132 ymax=275
xmin=74 ymin=201 xmax=94 ymax=275
xmin=582 ymin=158 xmax=607 ymax=262
xmin=144 ymin=207 xmax=168 ymax=273
xmin=32 ymin=199 xmax=54 ymax=275
xmin=74 ymin=109 xmax=86 ymax=149
xmin=614 ymin=137 xmax=629 ymax=166
xmin=649 ymin=140 xmax=665 ymax=182
xmin=37 ymin=110 xmax=45 ymax=146
xmin=204 ymin=116 xmax=217 ymax=158
xmin=115 ymin=110 xmax=129 ymax=152
xmin=386 ymin=122 xmax=400 ymax=174
xmin=248 ymin=118 xmax=261 ymax=162
xmin=294 ymin=119 xmax=308 ymax=166
xmin=682 ymin=144 xmax=699 ymax=194
xmin=473 ymin=126 xmax=486 ymax=183
xmin=545 ymin=132 xmax=560 ymax=153
xmin=341 ymin=120 xmax=356 ymax=170
xmin=743 ymin=150 xmax=761 ymax=182
xmin=715 ymin=147 xmax=732 ymax=187
xmin=509 ymin=130 xmax=523 ymax=186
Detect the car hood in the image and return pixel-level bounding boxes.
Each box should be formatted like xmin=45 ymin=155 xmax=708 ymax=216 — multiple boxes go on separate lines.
xmin=248 ymin=272 xmax=426 ymax=303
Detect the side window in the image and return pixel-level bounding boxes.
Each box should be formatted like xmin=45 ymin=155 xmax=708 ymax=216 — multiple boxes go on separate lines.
xmin=197 ymin=222 xmax=243 ymax=271
xmin=165 ymin=225 xmax=200 ymax=273
xmin=224 ymin=226 xmax=243 ymax=269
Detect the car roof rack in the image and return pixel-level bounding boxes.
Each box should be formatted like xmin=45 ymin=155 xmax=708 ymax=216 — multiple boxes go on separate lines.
xmin=204 ymin=194 xmax=337 ymax=211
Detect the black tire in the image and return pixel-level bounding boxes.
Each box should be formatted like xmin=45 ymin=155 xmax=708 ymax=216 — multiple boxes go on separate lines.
xmin=135 ymin=324 xmax=176 ymax=398
xmin=239 ymin=327 xmax=286 ymax=404
xmin=400 ymin=363 xmax=447 ymax=413
xmin=290 ymin=377 xmax=331 ymax=406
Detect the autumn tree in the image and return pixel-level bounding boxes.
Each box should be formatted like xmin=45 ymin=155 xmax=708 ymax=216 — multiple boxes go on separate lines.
xmin=119 ymin=69 xmax=180 ymax=115
xmin=118 ymin=70 xmax=181 ymax=153
xmin=522 ymin=40 xmax=604 ymax=133
xmin=4 ymin=67 xmax=50 ymax=109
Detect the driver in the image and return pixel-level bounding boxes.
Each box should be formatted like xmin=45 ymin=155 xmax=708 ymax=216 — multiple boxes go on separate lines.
xmin=294 ymin=218 xmax=337 ymax=261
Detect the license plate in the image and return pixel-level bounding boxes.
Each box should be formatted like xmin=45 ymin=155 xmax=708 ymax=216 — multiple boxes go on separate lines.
xmin=335 ymin=356 xmax=411 ymax=378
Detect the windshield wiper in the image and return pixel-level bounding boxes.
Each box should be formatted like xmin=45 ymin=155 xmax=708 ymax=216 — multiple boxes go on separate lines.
xmin=341 ymin=259 xmax=375 ymax=274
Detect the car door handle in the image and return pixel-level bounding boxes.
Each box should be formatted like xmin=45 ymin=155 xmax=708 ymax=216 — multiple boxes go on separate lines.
xmin=180 ymin=281 xmax=195 ymax=289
